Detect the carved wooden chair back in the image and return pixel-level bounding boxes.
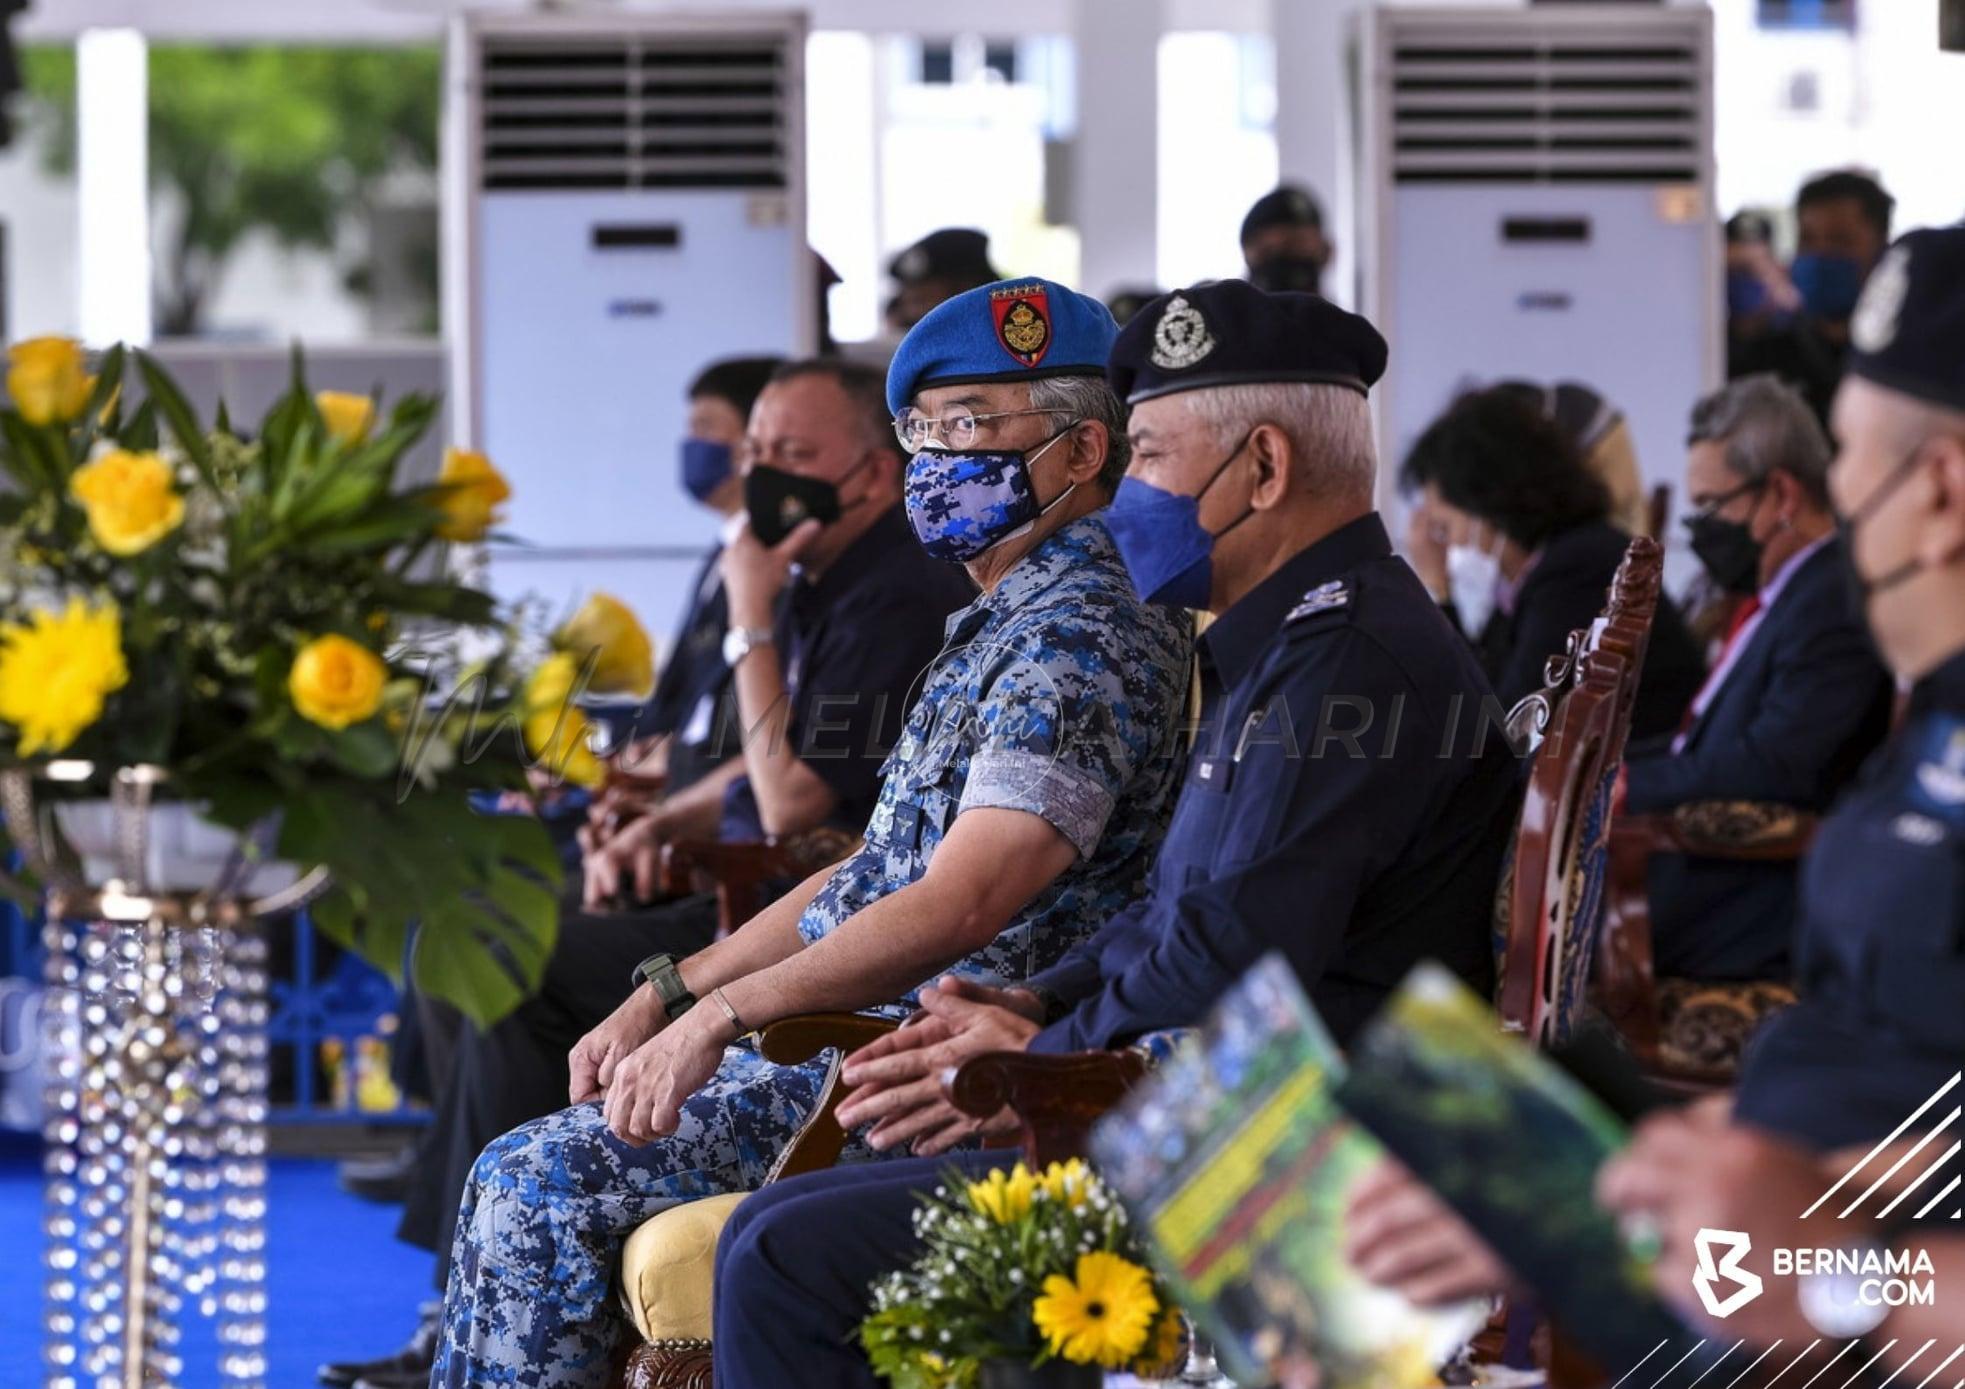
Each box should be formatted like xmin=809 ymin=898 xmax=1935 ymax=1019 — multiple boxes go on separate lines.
xmin=1496 ymin=536 xmax=1662 ymax=1047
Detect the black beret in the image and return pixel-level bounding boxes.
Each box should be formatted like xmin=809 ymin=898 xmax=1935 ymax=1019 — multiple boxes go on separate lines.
xmin=1107 ymin=280 xmax=1389 ymax=406
xmin=1847 ymin=225 xmax=1965 ymax=413
xmin=1239 ymin=184 xmax=1324 ymax=246
xmin=888 ymin=228 xmax=1000 ymax=287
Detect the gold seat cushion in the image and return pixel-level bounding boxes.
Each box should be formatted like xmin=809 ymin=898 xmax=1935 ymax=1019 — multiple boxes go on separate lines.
xmin=618 ymin=1192 xmax=750 ymax=1343
xmin=1655 ymin=978 xmax=1797 ymax=1077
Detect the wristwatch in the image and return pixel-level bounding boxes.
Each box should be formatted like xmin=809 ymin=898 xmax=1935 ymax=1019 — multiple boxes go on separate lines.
xmin=722 ymin=625 xmax=775 ymax=669
xmin=632 ymin=952 xmax=697 ymax=1022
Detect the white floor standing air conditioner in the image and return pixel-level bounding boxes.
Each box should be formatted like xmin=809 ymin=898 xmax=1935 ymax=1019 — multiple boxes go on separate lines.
xmin=445 ymin=9 xmax=813 ymax=641
xmin=1358 ymin=5 xmax=1720 ymax=566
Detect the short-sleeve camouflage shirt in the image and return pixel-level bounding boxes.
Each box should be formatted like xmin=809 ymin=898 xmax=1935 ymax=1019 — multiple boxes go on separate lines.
xmin=796 ymin=515 xmax=1190 ymax=1015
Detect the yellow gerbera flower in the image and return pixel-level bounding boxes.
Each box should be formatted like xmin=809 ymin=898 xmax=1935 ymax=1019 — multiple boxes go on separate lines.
xmin=316 ymin=390 xmax=377 ymax=447
xmin=432 ymin=446 xmax=512 ymax=542
xmin=6 ymin=336 xmax=93 ymax=426
xmin=289 ymin=634 xmax=387 ymax=731
xmin=0 ymin=598 xmax=130 ymax=756
xmin=553 ymin=592 xmax=654 ymax=699
xmin=70 ymin=448 xmax=185 ymax=556
xmin=966 ymin=1163 xmax=1038 ymax=1224
xmin=1031 ymin=1251 xmax=1158 ymax=1368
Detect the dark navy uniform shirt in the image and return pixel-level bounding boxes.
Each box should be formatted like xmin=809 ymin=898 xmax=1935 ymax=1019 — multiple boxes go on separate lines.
xmin=1026 ymin=513 xmax=1518 ymax=1052
xmin=645 ymin=543 xmax=736 ymax=793
xmin=720 ymin=506 xmax=976 ymax=841
xmin=1735 ymin=644 xmax=1965 ymax=1155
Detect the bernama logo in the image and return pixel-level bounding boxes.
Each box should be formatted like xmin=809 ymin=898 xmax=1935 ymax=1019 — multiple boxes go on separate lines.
xmin=1692 ymin=1229 xmax=1939 ymax=1319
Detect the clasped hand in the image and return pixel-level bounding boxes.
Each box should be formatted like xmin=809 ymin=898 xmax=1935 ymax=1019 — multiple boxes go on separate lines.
xmin=833 ymin=976 xmax=1043 ymax=1156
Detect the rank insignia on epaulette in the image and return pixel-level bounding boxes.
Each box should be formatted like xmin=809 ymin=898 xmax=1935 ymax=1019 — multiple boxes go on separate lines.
xmin=1286 ymin=579 xmax=1349 ymax=623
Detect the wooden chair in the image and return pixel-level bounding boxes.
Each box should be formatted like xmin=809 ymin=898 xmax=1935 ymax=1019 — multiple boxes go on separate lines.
xmin=660 ymin=825 xmax=861 ymax=937
xmin=1594 ymin=805 xmax=1809 ymax=1087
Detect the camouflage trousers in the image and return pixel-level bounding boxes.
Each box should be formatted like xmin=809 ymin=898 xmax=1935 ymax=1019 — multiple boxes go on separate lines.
xmin=431 ymin=1041 xmax=872 ymax=1388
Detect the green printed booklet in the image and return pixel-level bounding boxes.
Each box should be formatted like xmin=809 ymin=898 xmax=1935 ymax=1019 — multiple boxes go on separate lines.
xmin=1090 ymin=953 xmax=1484 ymax=1389
xmin=1335 ymin=963 xmax=1692 ymax=1370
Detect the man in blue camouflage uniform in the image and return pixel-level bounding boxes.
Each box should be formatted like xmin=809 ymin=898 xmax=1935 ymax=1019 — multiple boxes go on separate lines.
xmin=710 ymin=282 xmax=1519 ymax=1389
xmin=428 ymin=278 xmax=1190 ymax=1388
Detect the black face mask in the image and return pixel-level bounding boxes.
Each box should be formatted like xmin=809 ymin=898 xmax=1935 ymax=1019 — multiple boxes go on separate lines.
xmin=1248 ymin=254 xmax=1327 ymax=297
xmin=1834 ymin=443 xmax=1929 ymax=617
xmin=743 ymin=462 xmax=861 ymax=546
xmin=1684 ymin=480 xmax=1766 ymax=595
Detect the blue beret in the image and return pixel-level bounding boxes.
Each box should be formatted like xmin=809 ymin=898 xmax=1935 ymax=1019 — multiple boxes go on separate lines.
xmin=885 ymin=277 xmax=1119 ymax=416
xmin=1107 ymin=280 xmax=1388 ymax=406
xmin=1848 ymin=225 xmax=1965 ymax=413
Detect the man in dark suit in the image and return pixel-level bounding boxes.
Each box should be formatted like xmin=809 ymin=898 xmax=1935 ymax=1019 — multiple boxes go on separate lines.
xmin=1625 ymin=373 xmax=1894 ymax=980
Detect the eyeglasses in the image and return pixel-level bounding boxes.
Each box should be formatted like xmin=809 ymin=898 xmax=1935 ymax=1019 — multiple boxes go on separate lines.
xmin=891 ymin=405 xmax=1060 ymax=455
xmin=1683 ymin=477 xmax=1764 ymax=526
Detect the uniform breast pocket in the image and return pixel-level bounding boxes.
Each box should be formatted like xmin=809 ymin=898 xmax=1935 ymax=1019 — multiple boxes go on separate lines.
xmin=1164 ymin=756 xmax=1238 ymax=888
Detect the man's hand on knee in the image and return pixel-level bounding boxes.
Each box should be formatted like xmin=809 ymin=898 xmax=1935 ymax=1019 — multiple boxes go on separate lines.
xmin=601 ymin=1005 xmax=732 ymax=1146
xmin=568 ymin=987 xmax=668 ymax=1104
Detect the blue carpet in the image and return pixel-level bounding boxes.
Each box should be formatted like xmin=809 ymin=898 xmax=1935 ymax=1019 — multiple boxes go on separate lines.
xmin=0 ymin=1135 xmax=434 ymax=1387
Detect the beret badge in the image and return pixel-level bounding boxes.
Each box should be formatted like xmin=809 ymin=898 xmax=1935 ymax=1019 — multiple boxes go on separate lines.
xmin=990 ymin=285 xmax=1053 ymax=368
xmin=1852 ymin=244 xmax=1909 ymax=355
xmin=1150 ymin=293 xmax=1216 ymax=371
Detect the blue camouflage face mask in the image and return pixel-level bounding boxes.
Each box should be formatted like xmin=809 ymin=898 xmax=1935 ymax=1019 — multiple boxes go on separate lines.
xmin=1105 ymin=431 xmax=1255 ymax=609
xmin=903 ymin=423 xmax=1079 ymax=562
xmin=1790 ymin=252 xmax=1867 ymax=322
xmin=680 ymin=437 xmax=733 ymax=503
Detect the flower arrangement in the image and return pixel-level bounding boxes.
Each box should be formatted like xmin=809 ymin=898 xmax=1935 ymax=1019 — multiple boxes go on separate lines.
xmin=860 ymin=1159 xmax=1186 ymax=1388
xmin=0 ymin=335 xmax=652 ymax=1023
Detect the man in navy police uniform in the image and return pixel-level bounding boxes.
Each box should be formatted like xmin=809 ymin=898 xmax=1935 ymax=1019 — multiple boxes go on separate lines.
xmin=709 ymin=280 xmax=1521 ymax=1389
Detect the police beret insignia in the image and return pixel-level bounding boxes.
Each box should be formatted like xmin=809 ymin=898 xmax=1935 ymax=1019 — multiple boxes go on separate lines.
xmin=1852 ymin=243 xmax=1909 ymax=355
xmin=1150 ymin=293 xmax=1216 ymax=371
xmin=991 ymin=285 xmax=1053 ymax=368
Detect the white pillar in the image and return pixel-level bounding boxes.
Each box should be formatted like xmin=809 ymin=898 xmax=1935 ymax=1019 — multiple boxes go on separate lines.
xmin=1272 ymin=0 xmax=1357 ymax=308
xmin=76 ymin=27 xmax=152 ymax=347
xmin=1073 ymin=0 xmax=1160 ymax=298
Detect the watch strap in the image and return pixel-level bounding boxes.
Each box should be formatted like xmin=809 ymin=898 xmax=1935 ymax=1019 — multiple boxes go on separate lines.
xmin=632 ymin=952 xmax=698 ymax=1022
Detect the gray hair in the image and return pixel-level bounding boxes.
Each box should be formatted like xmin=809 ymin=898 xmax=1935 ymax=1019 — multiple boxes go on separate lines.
xmin=1183 ymin=382 xmax=1376 ymax=498
xmin=1028 ymin=374 xmax=1129 ymax=490
xmin=1686 ymin=373 xmax=1832 ymax=506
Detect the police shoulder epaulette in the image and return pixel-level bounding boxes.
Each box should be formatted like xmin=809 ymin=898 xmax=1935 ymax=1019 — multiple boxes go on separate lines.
xmin=1284 ymin=578 xmax=1350 ymax=626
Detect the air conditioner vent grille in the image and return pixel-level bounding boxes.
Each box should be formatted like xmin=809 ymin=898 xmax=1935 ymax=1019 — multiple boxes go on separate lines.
xmin=1389 ymin=31 xmax=1705 ymax=184
xmin=478 ymin=34 xmax=789 ymax=191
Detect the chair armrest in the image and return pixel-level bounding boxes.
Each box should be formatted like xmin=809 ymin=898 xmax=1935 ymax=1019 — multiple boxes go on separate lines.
xmin=757 ymin=1012 xmax=899 ymax=1182
xmin=659 ymin=828 xmax=862 ymax=934
xmin=943 ymin=1049 xmax=1148 ymax=1168
xmin=1666 ymin=800 xmax=1817 ymax=860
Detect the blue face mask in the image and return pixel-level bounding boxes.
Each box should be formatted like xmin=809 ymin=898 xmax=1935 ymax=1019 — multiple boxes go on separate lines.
xmin=680 ymin=437 xmax=733 ymax=503
xmin=1105 ymin=433 xmax=1255 ymax=609
xmin=1789 ymin=252 xmax=1867 ymax=322
xmin=903 ymin=424 xmax=1077 ymax=563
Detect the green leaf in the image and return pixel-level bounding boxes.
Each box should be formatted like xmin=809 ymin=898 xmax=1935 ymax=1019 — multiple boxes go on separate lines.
xmin=411 ymin=910 xmax=527 ymax=1029
xmin=135 ymin=350 xmax=219 ymax=490
xmin=0 ymin=410 xmax=57 ymax=490
xmin=328 ymin=720 xmax=399 ymax=779
xmin=121 ymin=400 xmax=160 ymax=451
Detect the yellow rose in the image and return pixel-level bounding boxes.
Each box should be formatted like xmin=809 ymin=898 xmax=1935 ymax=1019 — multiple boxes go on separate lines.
xmin=0 ymin=598 xmax=129 ymax=756
xmin=6 ymin=336 xmax=93 ymax=427
xmin=289 ymin=634 xmax=387 ymax=731
xmin=70 ymin=449 xmax=186 ymax=556
xmin=523 ymin=705 xmax=605 ymax=790
xmin=316 ymin=390 xmax=377 ymax=447
xmin=433 ymin=447 xmax=512 ymax=542
xmin=553 ymin=593 xmax=654 ymax=699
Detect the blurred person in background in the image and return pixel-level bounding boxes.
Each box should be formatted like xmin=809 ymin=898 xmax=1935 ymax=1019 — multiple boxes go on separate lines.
xmin=1622 ymin=374 xmax=1892 ymax=983
xmin=1494 ymin=378 xmax=1650 ymax=538
xmin=1240 ymin=183 xmax=1333 ymax=296
xmin=1401 ymin=385 xmax=1704 ymax=740
xmin=882 ymin=227 xmax=1002 ymax=334
xmin=1732 ymin=170 xmax=1896 ymax=423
